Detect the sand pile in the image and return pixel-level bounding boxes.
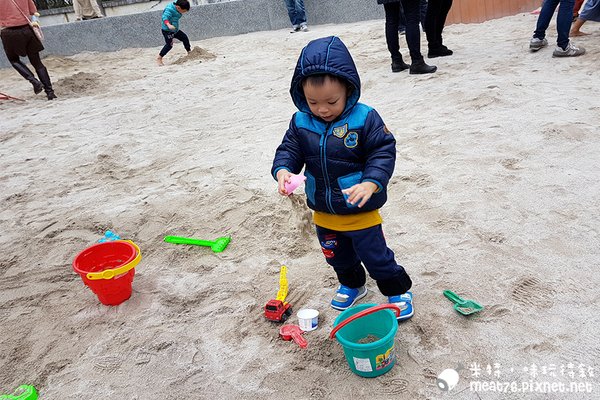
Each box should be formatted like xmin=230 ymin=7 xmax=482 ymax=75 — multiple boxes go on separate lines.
xmin=54 ymin=72 xmax=102 ymax=96
xmin=172 ymin=46 xmax=217 ymax=65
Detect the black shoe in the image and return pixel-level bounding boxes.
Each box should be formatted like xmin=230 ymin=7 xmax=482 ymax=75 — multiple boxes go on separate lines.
xmin=36 ymin=67 xmax=57 ymax=100
xmin=428 ymin=47 xmax=453 ymax=58
xmin=391 ymin=59 xmax=410 ymax=72
xmin=409 ymin=60 xmax=437 ymax=74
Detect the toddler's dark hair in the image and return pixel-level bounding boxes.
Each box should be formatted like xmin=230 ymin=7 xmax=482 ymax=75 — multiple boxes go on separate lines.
xmin=302 ymin=73 xmax=354 ymax=95
xmin=175 ymin=0 xmax=191 ymax=10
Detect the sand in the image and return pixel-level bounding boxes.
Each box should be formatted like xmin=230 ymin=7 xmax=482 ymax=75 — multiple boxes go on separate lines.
xmin=1 ymin=13 xmax=599 ymax=400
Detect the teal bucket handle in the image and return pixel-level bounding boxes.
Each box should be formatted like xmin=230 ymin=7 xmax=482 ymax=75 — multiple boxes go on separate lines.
xmin=329 ymin=304 xmax=400 ymax=340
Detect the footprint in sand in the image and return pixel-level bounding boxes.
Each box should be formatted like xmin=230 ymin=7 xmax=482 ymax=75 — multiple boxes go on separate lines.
xmin=476 ymin=231 xmax=507 ymax=244
xmin=398 ymin=173 xmax=433 ymax=187
xmin=381 ymin=378 xmax=409 ymax=395
xmin=433 ymin=218 xmax=466 ymax=231
xmin=560 ymin=331 xmax=600 ymax=364
xmin=511 ymin=276 xmax=555 ymax=308
xmin=134 ymin=349 xmax=156 ymax=365
xmin=93 ymin=355 xmax=124 ymax=373
xmin=500 ymin=158 xmax=523 ymax=170
xmin=522 ymin=340 xmax=559 ymax=355
xmin=477 ymin=304 xmax=511 ymax=323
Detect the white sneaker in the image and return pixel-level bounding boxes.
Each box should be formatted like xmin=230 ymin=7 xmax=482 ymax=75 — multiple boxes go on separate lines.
xmin=552 ymin=41 xmax=585 ymax=57
xmin=300 ymin=24 xmax=309 ymax=32
xmin=529 ymin=37 xmax=548 ymax=52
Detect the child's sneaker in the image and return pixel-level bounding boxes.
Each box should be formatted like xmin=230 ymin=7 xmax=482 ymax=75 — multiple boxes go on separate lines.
xmin=529 ymin=37 xmax=548 ymax=52
xmin=552 ymin=41 xmax=585 ymax=57
xmin=388 ymin=291 xmax=414 ymax=321
xmin=300 ymin=24 xmax=309 ymax=32
xmin=331 ymin=285 xmax=367 ymax=310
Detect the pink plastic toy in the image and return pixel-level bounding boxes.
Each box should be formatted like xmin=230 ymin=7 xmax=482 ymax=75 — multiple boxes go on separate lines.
xmin=284 ymin=174 xmax=306 ymax=195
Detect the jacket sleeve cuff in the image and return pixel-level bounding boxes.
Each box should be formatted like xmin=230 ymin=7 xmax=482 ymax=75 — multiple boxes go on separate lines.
xmin=272 ymin=166 xmax=290 ymax=181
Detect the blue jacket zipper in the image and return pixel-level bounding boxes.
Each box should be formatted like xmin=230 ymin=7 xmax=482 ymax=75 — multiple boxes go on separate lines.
xmin=320 ymin=122 xmax=335 ymax=214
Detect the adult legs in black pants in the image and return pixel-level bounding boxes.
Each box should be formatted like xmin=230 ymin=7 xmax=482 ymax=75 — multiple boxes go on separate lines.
xmin=384 ymin=2 xmax=410 ymax=72
xmin=401 ymin=0 xmax=436 ymax=73
xmin=425 ymin=0 xmax=454 ymax=57
xmin=6 ymin=47 xmax=56 ymax=100
xmin=383 ymin=0 xmax=436 ymax=74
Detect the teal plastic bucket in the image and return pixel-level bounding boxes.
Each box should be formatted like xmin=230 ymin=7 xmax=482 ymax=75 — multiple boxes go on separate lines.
xmin=331 ymin=303 xmax=400 ymax=378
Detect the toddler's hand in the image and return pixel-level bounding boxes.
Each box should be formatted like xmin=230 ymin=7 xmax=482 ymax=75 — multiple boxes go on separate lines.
xmin=167 ymin=24 xmax=176 ymax=31
xmin=342 ymin=182 xmax=378 ymax=208
xmin=276 ymin=169 xmax=293 ymax=196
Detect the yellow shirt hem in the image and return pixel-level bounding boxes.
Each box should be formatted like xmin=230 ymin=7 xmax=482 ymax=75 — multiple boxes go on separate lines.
xmin=313 ymin=210 xmax=382 ymax=231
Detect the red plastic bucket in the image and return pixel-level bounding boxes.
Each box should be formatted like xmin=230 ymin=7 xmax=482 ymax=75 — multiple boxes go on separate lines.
xmin=73 ymin=240 xmax=141 ymax=306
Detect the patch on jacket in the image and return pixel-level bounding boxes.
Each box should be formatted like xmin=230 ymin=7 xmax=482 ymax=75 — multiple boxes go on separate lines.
xmin=332 ymin=124 xmax=348 ymax=138
xmin=344 ymin=132 xmax=358 ymax=148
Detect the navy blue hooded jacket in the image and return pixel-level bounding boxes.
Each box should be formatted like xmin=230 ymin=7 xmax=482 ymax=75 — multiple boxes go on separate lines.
xmin=272 ymin=36 xmax=396 ymax=215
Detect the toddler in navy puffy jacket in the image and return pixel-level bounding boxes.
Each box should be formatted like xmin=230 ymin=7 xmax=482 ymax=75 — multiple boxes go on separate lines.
xmin=271 ymin=36 xmax=414 ymax=321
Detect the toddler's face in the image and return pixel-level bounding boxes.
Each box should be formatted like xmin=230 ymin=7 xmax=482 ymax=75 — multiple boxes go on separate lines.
xmin=303 ymin=77 xmax=347 ymax=122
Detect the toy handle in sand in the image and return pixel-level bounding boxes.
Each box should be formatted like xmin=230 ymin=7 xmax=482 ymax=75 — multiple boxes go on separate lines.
xmin=443 ymin=290 xmax=467 ymax=305
xmin=329 ymin=304 xmax=400 ymax=340
xmin=290 ymin=330 xmax=308 ymax=349
xmin=280 ymin=325 xmax=308 ymax=349
xmin=164 ymin=235 xmax=231 ymax=253
xmin=164 ymin=236 xmax=214 ymax=246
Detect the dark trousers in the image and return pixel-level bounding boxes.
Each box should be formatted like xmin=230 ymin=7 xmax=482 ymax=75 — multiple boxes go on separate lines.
xmin=6 ymin=48 xmax=44 ymax=69
xmin=425 ymin=0 xmax=453 ymax=50
xmin=398 ymin=0 xmax=428 ymax=31
xmin=160 ymin=29 xmax=191 ymax=57
xmin=384 ymin=0 xmax=424 ymax=63
xmin=533 ymin=0 xmax=575 ymax=49
xmin=1 ymin=26 xmax=45 ymax=69
xmin=316 ymin=225 xmax=412 ymax=297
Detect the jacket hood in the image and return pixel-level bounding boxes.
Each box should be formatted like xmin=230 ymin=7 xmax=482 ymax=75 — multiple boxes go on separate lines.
xmin=290 ymin=36 xmax=361 ymax=118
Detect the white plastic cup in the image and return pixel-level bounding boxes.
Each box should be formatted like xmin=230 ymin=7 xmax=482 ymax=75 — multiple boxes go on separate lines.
xmin=436 ymin=368 xmax=460 ymax=392
xmin=297 ymin=308 xmax=319 ymax=331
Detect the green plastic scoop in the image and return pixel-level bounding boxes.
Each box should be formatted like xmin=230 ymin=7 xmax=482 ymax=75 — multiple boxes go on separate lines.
xmin=443 ymin=290 xmax=483 ymax=316
xmin=164 ymin=235 xmax=231 ymax=253
xmin=0 ymin=385 xmax=38 ymax=400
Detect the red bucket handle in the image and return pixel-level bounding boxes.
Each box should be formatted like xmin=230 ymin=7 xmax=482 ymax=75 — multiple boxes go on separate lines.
xmin=329 ymin=304 xmax=401 ymax=340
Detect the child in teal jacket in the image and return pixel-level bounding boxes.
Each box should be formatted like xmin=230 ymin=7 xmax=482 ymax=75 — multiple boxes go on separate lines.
xmin=157 ymin=0 xmax=191 ymax=66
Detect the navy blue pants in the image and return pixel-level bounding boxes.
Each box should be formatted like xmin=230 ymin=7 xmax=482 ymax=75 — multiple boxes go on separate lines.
xmin=160 ymin=29 xmax=191 ymax=57
xmin=316 ymin=225 xmax=412 ymax=297
xmin=534 ymin=0 xmax=575 ymax=49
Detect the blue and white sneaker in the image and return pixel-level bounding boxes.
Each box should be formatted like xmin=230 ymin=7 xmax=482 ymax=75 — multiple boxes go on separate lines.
xmin=331 ymin=285 xmax=367 ymax=311
xmin=388 ymin=291 xmax=414 ymax=321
